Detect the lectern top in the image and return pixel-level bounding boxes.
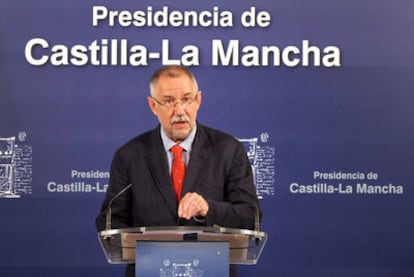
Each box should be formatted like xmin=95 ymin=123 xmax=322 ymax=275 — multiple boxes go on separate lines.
xmin=98 ymin=226 xmax=267 ymax=265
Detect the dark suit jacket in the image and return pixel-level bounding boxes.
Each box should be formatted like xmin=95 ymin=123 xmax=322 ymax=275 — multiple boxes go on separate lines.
xmin=96 ymin=123 xmax=261 ymax=276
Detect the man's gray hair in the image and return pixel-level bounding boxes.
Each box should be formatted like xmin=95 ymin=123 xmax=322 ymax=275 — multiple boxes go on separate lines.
xmin=149 ymin=65 xmax=199 ymax=96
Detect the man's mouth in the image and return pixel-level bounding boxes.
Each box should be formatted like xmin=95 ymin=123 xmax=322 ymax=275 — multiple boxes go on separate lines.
xmin=171 ymin=116 xmax=190 ymax=127
xmin=172 ymin=121 xmax=188 ymax=127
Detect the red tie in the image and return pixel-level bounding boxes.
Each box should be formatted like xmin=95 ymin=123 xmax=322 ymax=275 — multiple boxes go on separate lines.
xmin=171 ymin=145 xmax=185 ymax=202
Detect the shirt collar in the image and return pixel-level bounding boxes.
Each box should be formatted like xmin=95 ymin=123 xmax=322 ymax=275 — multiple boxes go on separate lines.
xmin=161 ymin=124 xmax=197 ymax=152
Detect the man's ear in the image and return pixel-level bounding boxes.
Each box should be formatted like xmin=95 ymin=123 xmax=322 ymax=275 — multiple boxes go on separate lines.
xmin=147 ymin=97 xmax=158 ymax=116
xmin=195 ymin=91 xmax=202 ymax=109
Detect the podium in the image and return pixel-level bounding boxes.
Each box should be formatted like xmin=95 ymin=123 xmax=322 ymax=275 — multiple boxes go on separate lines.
xmin=98 ymin=226 xmax=267 ymax=275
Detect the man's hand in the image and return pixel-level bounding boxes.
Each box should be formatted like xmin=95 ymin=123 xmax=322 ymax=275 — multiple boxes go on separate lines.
xmin=178 ymin=192 xmax=209 ymax=220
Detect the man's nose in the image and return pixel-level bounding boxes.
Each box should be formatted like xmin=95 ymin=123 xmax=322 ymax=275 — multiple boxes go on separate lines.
xmin=173 ymin=102 xmax=185 ymax=114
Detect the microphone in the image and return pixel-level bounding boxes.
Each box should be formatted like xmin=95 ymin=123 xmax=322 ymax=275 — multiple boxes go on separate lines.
xmin=239 ymin=188 xmax=262 ymax=245
xmin=252 ymin=200 xmax=262 ymax=245
xmin=239 ymin=188 xmax=261 ymax=234
xmin=105 ymin=183 xmax=133 ymax=232
xmin=253 ymin=200 xmax=261 ymax=234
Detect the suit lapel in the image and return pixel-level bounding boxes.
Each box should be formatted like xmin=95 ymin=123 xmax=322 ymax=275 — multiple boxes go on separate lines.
xmin=182 ymin=125 xmax=210 ymax=195
xmin=146 ymin=127 xmax=178 ymax=216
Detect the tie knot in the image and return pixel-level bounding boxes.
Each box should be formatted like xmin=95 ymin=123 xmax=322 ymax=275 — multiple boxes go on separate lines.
xmin=170 ymin=145 xmax=184 ymax=158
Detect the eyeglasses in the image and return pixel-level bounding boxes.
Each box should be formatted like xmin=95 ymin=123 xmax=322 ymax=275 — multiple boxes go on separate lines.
xmin=151 ymin=93 xmax=199 ymax=110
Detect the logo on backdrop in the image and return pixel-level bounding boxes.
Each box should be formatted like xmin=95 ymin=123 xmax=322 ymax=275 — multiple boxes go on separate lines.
xmin=0 ymin=133 xmax=33 ymax=198
xmin=238 ymin=132 xmax=275 ymax=199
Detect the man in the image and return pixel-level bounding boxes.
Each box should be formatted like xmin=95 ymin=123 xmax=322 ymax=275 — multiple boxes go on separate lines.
xmin=96 ymin=65 xmax=261 ymax=276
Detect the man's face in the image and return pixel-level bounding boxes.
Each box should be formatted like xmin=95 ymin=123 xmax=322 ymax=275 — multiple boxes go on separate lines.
xmin=148 ymin=74 xmax=201 ymax=143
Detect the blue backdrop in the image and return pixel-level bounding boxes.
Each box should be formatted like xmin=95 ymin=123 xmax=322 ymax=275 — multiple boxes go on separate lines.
xmin=1 ymin=0 xmax=413 ymax=276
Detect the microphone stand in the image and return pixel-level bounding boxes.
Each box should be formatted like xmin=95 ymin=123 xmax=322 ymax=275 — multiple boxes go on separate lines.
xmin=104 ymin=183 xmax=133 ymax=239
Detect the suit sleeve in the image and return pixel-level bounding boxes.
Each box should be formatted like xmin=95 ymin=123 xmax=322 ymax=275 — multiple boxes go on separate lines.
xmin=205 ymin=140 xmax=261 ymax=230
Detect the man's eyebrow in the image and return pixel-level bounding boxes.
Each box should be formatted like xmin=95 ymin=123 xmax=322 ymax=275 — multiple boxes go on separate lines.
xmin=161 ymin=92 xmax=192 ymax=99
